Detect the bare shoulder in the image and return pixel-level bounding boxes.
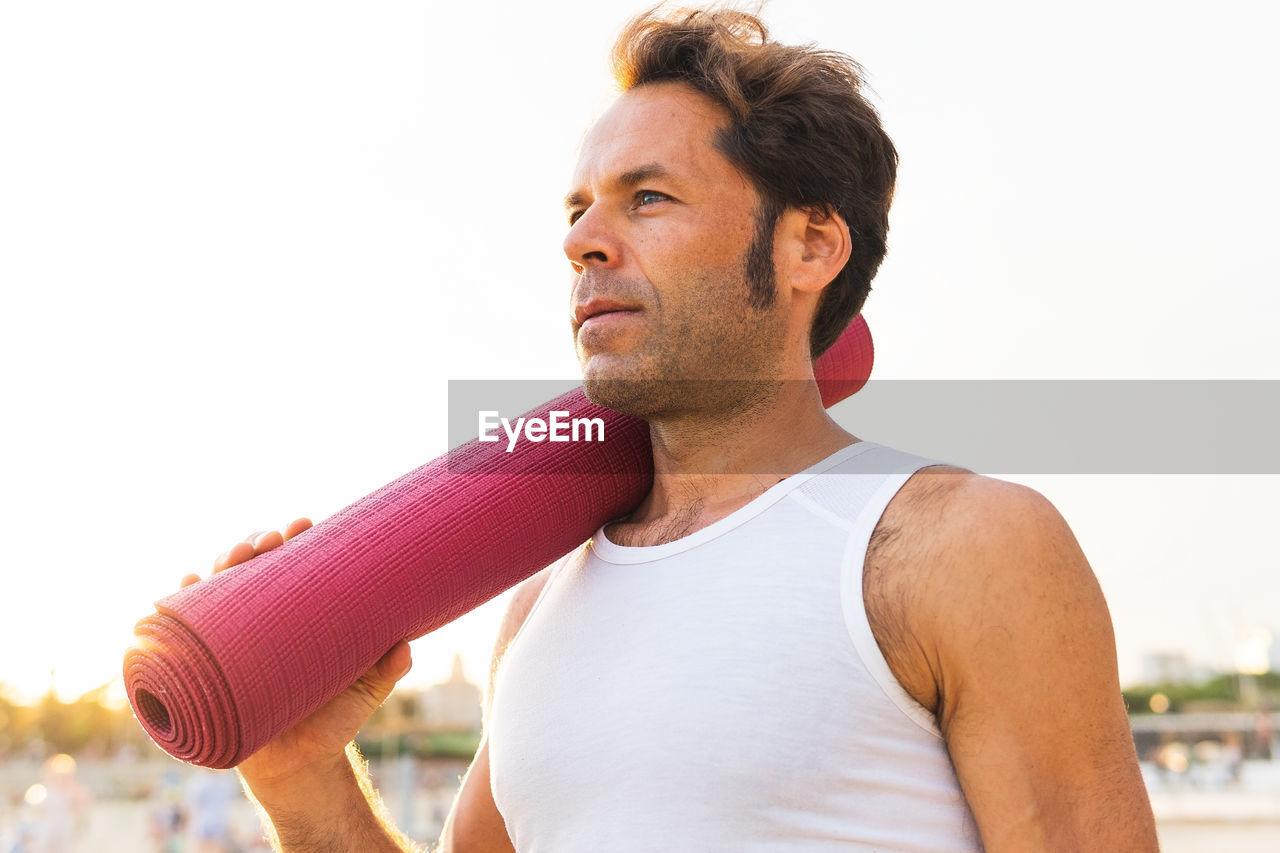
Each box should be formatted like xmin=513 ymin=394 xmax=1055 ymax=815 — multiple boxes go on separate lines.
xmin=441 ymin=574 xmax=551 ymax=853
xmin=439 ymin=566 xmax=557 ymax=853
xmin=496 ymin=567 xmax=555 ymax=651
xmin=865 ymin=470 xmax=1156 ymax=847
xmin=869 ymin=466 xmax=1072 ymax=558
xmin=485 ymin=565 xmax=555 ymax=712
xmin=865 ymin=467 xmax=1103 ymax=717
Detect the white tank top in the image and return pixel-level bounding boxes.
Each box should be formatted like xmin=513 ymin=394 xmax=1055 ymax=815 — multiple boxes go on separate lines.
xmin=488 ymin=442 xmax=983 ymax=852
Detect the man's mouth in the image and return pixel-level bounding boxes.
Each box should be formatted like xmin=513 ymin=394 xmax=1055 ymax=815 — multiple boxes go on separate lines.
xmin=573 ymin=300 xmax=641 ymax=328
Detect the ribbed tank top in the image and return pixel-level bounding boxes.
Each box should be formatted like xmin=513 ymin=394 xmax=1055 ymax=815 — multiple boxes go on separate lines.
xmin=488 ymin=441 xmax=983 ymax=851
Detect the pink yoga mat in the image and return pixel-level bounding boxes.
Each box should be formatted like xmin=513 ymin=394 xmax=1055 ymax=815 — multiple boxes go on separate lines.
xmin=125 ymin=317 xmax=874 ymax=768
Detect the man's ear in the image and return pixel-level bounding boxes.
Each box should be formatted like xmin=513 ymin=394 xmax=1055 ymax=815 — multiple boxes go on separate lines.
xmin=778 ymin=206 xmax=852 ymax=294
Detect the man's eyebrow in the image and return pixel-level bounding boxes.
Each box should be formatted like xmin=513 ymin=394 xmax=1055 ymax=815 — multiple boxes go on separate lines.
xmin=616 ymin=162 xmax=670 ymax=189
xmin=563 ymin=162 xmax=672 ymax=212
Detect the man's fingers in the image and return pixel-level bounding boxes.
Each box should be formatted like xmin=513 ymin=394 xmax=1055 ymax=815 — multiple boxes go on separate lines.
xmin=284 ymin=518 xmax=313 ymax=541
xmin=199 ymin=519 xmax=307 ymax=588
xmin=214 ymin=541 xmax=256 ymax=573
xmin=251 ymin=530 xmax=284 ymax=555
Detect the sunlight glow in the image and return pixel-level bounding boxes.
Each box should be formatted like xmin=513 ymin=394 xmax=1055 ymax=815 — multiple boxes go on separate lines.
xmin=0 ymin=0 xmax=1277 ymax=706
xmin=103 ymin=677 xmax=131 ymax=711
xmin=1235 ymin=628 xmax=1273 ymax=675
xmin=48 ymin=753 xmax=77 ymax=775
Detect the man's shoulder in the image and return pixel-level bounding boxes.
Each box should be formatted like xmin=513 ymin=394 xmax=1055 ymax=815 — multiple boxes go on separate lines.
xmin=865 ymin=466 xmax=1093 ymax=714
xmin=789 ymin=443 xmax=1064 ymax=549
xmin=873 ymin=466 xmax=1065 ymax=560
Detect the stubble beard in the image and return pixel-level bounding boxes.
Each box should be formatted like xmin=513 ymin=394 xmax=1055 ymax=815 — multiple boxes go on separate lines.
xmin=581 ymin=224 xmax=788 ymax=424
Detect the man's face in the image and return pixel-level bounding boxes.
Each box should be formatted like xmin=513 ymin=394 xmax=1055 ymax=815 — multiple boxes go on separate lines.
xmin=564 ymin=82 xmax=788 ymax=419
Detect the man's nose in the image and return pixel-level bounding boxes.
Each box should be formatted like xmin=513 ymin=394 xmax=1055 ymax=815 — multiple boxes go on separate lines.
xmin=563 ymin=206 xmax=621 ymax=273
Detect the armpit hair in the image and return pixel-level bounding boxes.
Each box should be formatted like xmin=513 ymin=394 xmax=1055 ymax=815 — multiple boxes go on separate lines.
xmin=862 ymin=466 xmax=970 ymax=718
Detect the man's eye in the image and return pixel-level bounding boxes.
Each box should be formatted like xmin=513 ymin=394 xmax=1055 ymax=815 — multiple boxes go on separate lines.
xmin=636 ymin=190 xmax=669 ymax=207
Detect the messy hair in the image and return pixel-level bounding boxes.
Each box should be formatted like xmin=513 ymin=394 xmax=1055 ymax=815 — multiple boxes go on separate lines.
xmin=612 ymin=7 xmax=897 ymax=357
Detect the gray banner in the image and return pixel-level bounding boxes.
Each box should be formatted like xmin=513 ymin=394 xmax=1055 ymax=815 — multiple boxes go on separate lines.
xmin=448 ymin=380 xmax=1280 ymax=474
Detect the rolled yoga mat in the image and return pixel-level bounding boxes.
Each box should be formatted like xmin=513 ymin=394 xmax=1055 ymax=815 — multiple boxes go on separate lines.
xmin=124 ymin=317 xmax=874 ymax=768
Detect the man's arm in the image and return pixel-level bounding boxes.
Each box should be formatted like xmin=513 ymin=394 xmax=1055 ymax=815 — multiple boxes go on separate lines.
xmin=191 ymin=520 xmax=419 ymax=852
xmin=867 ymin=473 xmax=1159 ymax=851
xmin=197 ymin=524 xmax=553 ymax=852
xmin=434 ymin=566 xmax=551 ymax=852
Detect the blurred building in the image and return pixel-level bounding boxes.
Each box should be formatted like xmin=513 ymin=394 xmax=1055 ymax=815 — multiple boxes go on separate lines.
xmin=1142 ymin=651 xmax=1193 ymax=685
xmin=419 ymin=655 xmax=481 ymax=733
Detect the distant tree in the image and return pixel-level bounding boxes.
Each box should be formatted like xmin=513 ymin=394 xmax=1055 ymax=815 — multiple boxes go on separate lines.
xmin=1123 ymin=671 xmax=1280 ymax=714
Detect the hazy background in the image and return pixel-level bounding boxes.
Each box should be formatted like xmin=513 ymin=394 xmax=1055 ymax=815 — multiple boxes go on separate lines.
xmin=1 ymin=0 xmax=1277 ymax=705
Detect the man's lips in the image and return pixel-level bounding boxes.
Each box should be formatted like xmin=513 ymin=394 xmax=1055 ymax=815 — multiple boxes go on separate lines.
xmin=573 ymin=300 xmax=642 ymax=328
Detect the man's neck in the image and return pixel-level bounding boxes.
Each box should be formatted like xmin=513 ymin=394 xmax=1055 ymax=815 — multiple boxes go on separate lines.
xmin=605 ymin=377 xmax=856 ymax=548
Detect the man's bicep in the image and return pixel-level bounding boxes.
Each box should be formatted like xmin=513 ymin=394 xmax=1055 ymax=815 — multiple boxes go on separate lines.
xmin=435 ymin=739 xmax=515 ymax=853
xmin=927 ymin=481 xmax=1157 ymax=851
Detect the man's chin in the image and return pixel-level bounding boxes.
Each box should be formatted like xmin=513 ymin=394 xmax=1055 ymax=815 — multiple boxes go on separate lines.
xmin=580 ymin=371 xmax=686 ymax=419
xmin=579 ymin=356 xmax=640 ymax=412
xmin=582 ymin=374 xmax=759 ymax=421
xmin=580 ymin=375 xmax=652 ymax=417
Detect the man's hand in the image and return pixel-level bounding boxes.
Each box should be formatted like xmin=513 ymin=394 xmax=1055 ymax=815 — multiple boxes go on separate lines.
xmin=183 ymin=518 xmax=416 ymax=851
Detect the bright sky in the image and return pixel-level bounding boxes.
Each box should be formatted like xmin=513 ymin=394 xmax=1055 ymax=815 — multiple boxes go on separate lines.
xmin=1 ymin=1 xmax=1277 ymax=704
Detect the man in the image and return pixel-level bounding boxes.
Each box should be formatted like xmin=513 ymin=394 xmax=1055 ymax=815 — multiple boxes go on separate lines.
xmin=191 ymin=8 xmax=1158 ymax=850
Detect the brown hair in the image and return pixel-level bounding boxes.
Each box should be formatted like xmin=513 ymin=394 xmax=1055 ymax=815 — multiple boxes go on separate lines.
xmin=612 ymin=7 xmax=897 ymax=357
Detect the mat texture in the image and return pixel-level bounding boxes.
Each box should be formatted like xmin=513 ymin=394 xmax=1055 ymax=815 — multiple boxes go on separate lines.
xmin=124 ymin=317 xmax=874 ymax=767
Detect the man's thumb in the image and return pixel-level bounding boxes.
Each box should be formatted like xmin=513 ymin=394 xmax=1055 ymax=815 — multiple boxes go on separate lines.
xmin=352 ymin=640 xmax=413 ymax=707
